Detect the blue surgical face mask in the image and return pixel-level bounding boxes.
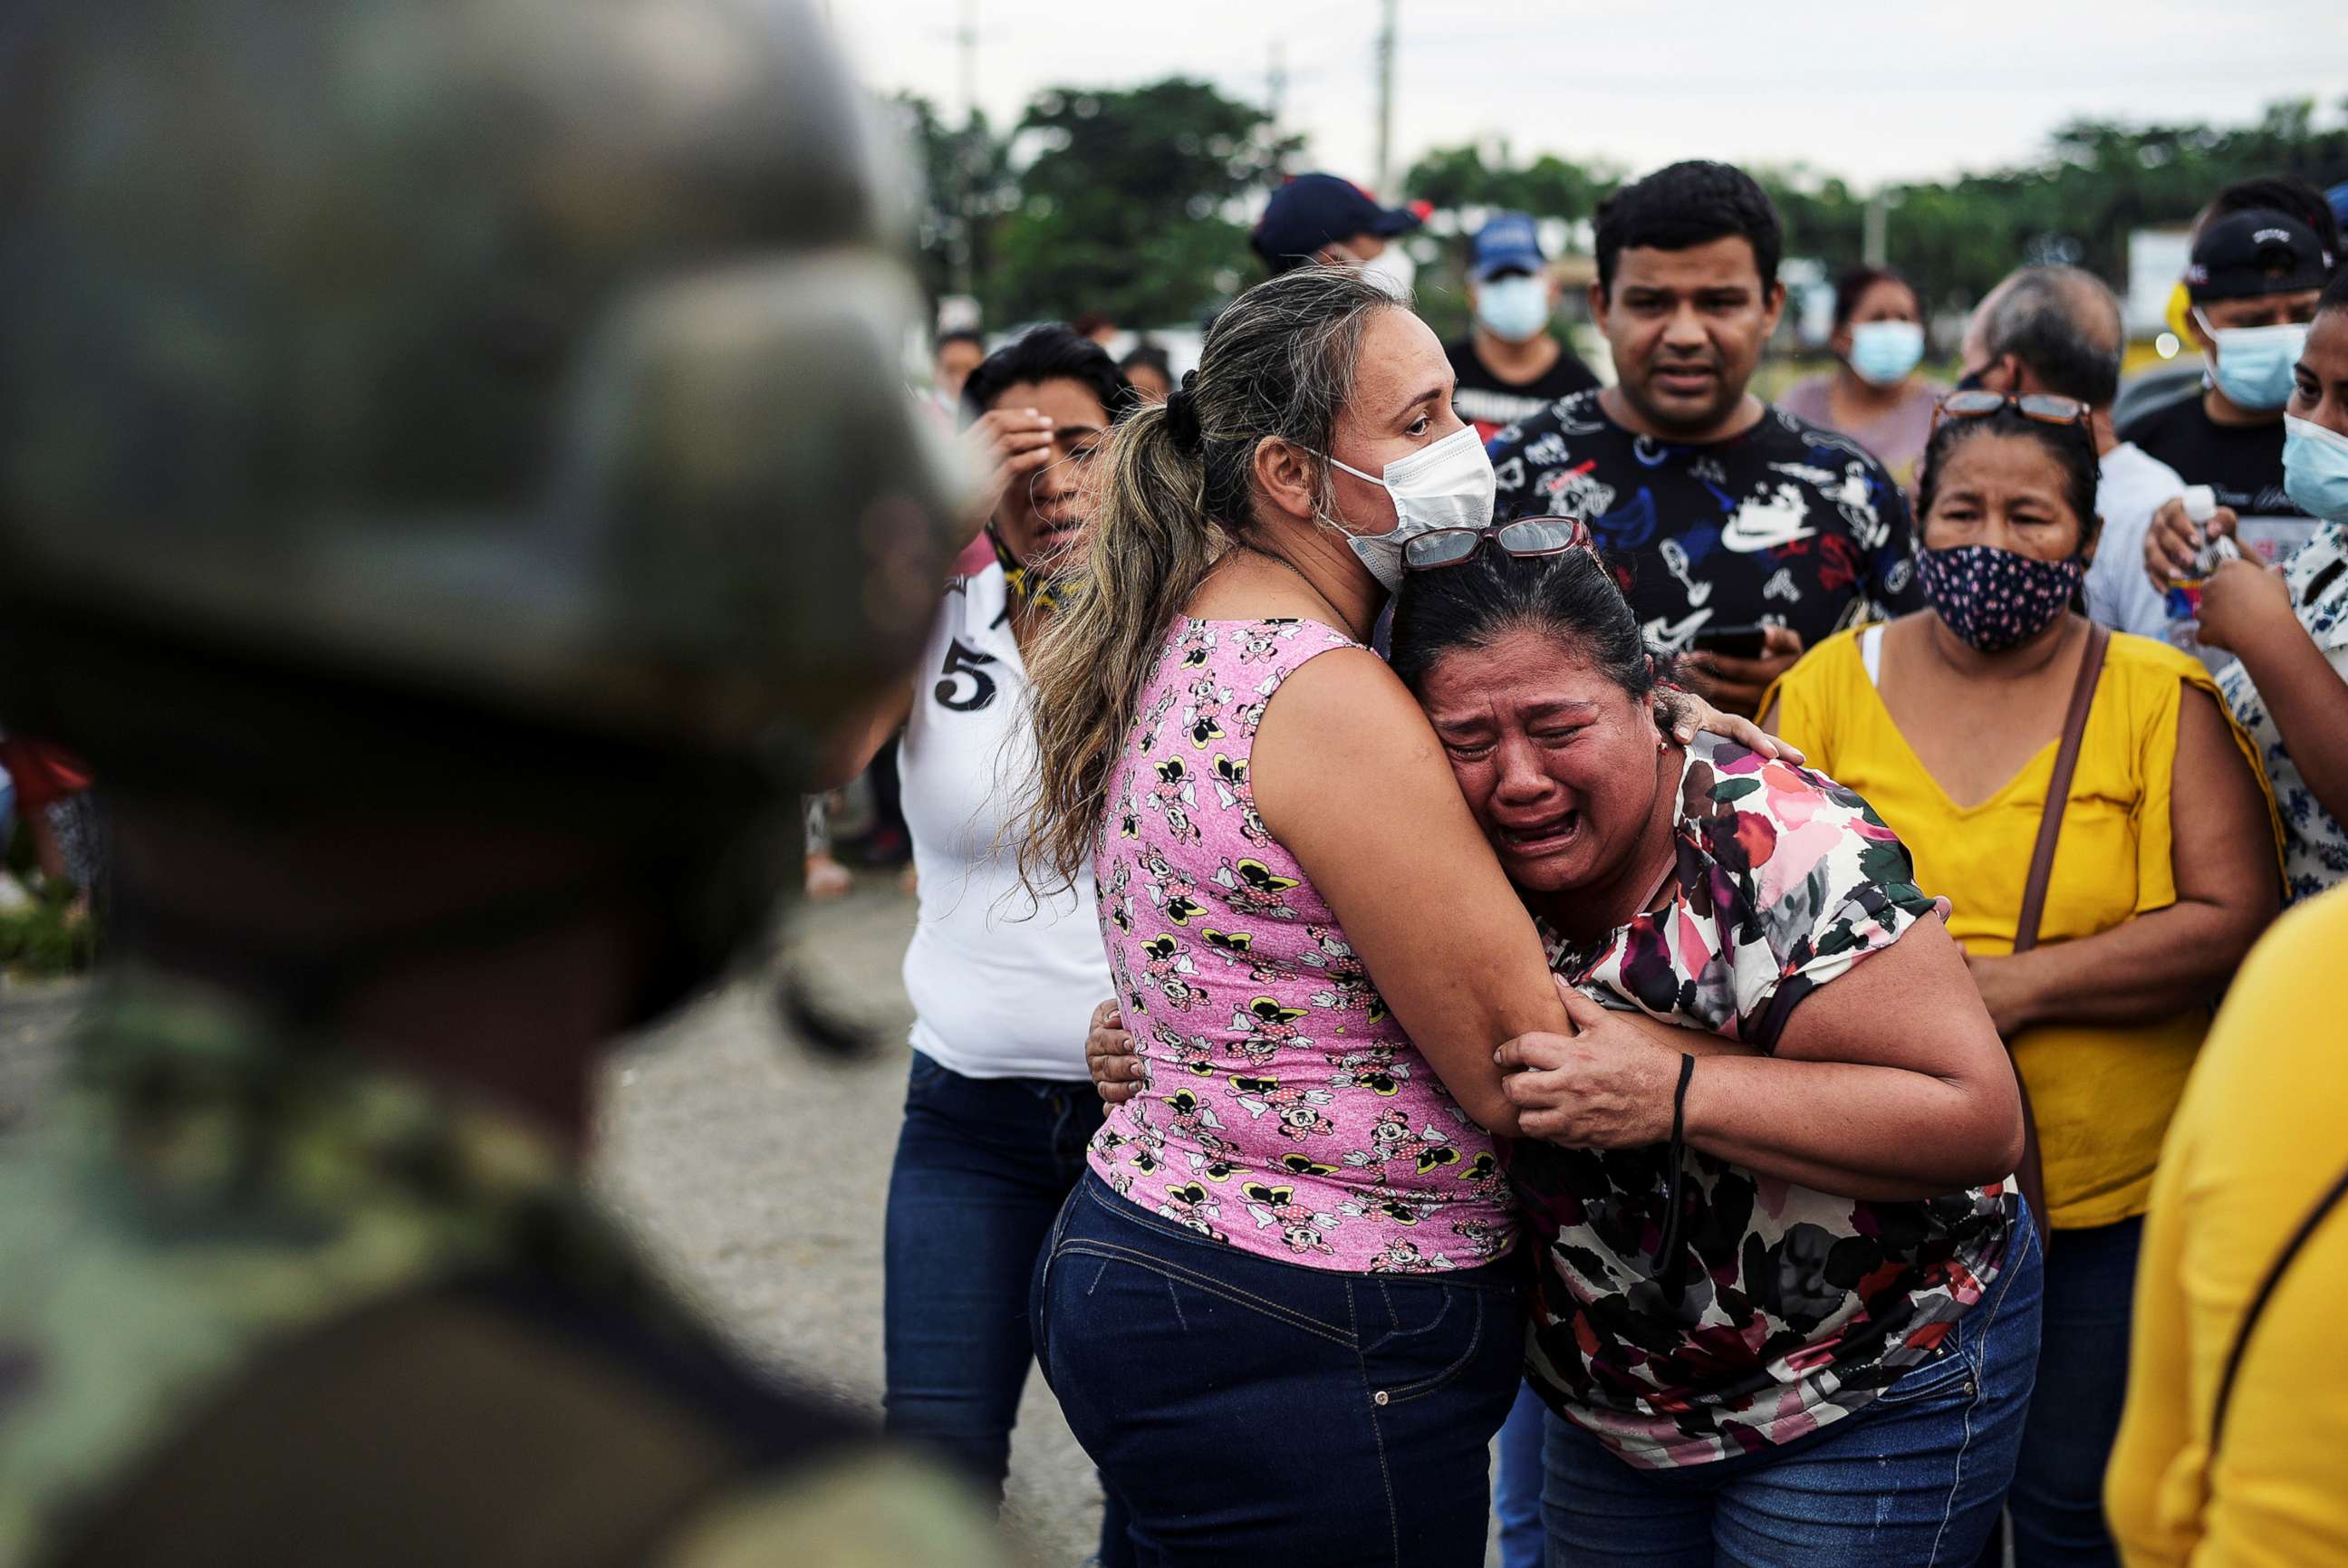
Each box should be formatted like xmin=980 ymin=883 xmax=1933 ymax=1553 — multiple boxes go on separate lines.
xmin=1475 ymin=274 xmax=1551 ymax=343
xmin=2197 ymin=311 xmax=2308 ymax=411
xmin=2284 ymin=414 xmax=2348 ymax=523
xmin=1848 ymin=320 xmax=1925 ymax=388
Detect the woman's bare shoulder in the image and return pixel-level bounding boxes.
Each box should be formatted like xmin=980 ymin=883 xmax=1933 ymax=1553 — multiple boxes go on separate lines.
xmin=1182 ymin=552 xmax=1342 ymax=627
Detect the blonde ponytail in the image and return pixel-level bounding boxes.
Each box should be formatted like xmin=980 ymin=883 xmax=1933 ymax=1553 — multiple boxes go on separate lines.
xmin=1015 ymin=265 xmax=1397 ymax=893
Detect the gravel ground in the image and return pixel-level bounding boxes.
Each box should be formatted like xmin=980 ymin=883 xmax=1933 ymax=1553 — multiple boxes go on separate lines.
xmin=592 ymin=879 xmax=1107 ymax=1567
xmin=2 ymin=879 xmax=1509 ymax=1566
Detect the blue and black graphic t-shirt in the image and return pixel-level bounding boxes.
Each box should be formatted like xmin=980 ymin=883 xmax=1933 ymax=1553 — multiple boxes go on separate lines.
xmin=1487 ymin=390 xmax=1921 ymax=654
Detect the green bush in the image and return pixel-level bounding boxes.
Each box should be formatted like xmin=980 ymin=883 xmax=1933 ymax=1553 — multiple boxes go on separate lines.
xmin=0 ymin=884 xmax=94 ymax=977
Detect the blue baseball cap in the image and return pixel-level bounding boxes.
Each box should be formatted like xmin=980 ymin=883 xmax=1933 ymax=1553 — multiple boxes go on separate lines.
xmin=1252 ymin=172 xmax=1421 ymax=270
xmin=1471 ymin=211 xmax=1544 ymax=280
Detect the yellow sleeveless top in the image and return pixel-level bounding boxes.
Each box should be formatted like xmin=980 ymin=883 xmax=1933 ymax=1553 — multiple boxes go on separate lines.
xmin=1766 ymin=623 xmax=2274 ymax=1231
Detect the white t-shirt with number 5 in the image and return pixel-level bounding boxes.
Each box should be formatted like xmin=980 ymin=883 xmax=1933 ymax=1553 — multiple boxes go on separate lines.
xmin=898 ymin=562 xmax=1109 ymax=1080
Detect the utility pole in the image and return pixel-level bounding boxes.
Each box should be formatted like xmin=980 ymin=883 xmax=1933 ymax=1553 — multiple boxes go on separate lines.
xmin=1862 ymin=188 xmax=1889 ymax=269
xmin=1373 ymin=0 xmax=1396 ymax=196
xmin=1266 ymin=38 xmax=1290 ymax=176
xmin=951 ymin=0 xmax=978 ymax=296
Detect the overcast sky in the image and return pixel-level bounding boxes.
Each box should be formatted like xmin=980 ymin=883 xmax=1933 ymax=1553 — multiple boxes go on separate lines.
xmin=832 ymin=1 xmax=2348 ymax=192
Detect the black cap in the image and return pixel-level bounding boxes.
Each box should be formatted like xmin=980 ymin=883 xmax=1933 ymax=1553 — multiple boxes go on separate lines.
xmin=2187 ymin=208 xmax=2336 ymax=303
xmin=1251 ymin=173 xmax=1420 ymax=270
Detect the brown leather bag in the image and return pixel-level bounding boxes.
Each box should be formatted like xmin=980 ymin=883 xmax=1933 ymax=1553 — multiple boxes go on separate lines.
xmin=2002 ymin=620 xmax=2112 ymax=1247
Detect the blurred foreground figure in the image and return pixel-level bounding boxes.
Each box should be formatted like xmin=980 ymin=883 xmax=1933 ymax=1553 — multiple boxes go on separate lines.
xmin=0 ymin=2 xmax=993 ymax=1564
xmin=2106 ymin=887 xmax=2348 ymax=1565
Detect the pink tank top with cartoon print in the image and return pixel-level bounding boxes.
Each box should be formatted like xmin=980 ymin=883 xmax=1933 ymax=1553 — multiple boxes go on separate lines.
xmin=1087 ymin=617 xmax=1516 ymax=1274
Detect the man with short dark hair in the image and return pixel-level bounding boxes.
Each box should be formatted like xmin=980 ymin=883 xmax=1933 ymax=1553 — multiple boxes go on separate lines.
xmin=1250 ymin=171 xmax=1421 ymax=289
xmin=1487 ymin=160 xmax=1919 ymax=713
xmin=1445 ymin=211 xmax=1599 ymax=441
xmin=1963 ymin=265 xmax=2189 ymax=644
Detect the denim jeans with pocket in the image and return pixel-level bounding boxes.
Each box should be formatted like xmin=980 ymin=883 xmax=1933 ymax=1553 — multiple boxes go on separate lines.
xmin=1541 ymin=1202 xmax=2045 ymax=1568
xmin=1035 ymin=1170 xmax=1524 ymax=1567
xmin=882 ymin=1051 xmax=1130 ymax=1563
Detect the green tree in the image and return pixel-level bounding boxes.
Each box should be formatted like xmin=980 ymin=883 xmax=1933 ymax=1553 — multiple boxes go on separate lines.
xmin=1400 ymin=142 xmax=1623 ymax=339
xmin=1404 ymin=143 xmax=1619 ymax=226
xmin=893 ymin=91 xmax=2348 ymax=333
xmin=883 ymin=92 xmax=1015 ymax=308
xmin=1874 ymin=98 xmax=2348 ymax=311
xmin=986 ymin=78 xmax=1301 ymax=329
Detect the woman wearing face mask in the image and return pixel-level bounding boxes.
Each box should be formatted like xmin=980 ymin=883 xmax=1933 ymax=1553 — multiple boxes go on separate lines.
xmin=2190 ymin=267 xmax=2348 ymax=904
xmin=1782 ymin=265 xmax=1943 ymax=490
xmin=1763 ymin=395 xmax=2281 ymax=1568
xmin=1016 ymin=265 xmax=1776 ymax=1564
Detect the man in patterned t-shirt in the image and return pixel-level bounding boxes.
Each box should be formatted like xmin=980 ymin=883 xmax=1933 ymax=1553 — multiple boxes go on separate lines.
xmin=1487 ymin=162 xmax=1920 ymax=713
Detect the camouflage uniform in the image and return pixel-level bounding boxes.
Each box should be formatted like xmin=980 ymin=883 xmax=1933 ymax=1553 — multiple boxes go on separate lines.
xmin=0 ymin=981 xmax=1003 ymax=1567
xmin=0 ymin=0 xmax=989 ymax=1558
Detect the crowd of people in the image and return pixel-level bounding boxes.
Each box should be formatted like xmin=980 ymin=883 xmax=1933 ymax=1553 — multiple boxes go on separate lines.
xmin=3 ymin=5 xmax=2344 ymax=1561
xmin=870 ymin=156 xmax=2348 ymax=1566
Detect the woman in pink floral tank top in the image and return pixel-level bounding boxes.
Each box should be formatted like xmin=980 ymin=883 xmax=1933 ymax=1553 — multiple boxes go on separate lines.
xmin=1088 ymin=613 xmax=1517 ymax=1273
xmin=1014 ymin=268 xmax=1578 ymax=1567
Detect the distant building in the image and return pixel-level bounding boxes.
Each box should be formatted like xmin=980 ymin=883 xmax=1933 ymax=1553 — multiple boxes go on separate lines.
xmin=2124 ymin=228 xmax=2193 ymax=338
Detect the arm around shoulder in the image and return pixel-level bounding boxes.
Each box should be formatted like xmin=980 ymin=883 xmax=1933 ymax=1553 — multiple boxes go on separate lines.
xmin=1250 ymin=647 xmax=1567 ymax=1135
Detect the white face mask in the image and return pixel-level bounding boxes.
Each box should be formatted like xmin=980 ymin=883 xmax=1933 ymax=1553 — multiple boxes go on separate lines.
xmin=1356 ymin=243 xmax=1416 ymax=301
xmin=1323 ymin=425 xmax=1496 ymax=590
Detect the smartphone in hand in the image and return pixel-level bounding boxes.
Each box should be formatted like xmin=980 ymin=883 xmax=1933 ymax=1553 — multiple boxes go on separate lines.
xmin=1690 ymin=623 xmax=1769 ymax=661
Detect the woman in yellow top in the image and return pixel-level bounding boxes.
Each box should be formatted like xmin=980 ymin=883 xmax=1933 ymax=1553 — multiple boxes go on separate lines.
xmin=2106 ymin=886 xmax=2348 ymax=1566
xmin=1764 ymin=393 xmax=2280 ymax=1568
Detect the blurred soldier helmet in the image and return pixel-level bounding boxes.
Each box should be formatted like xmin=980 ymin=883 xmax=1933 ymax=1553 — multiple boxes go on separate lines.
xmin=0 ymin=0 xmax=961 ymax=788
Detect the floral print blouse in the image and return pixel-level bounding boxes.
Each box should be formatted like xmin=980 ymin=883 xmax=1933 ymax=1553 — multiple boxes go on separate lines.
xmin=1513 ymin=736 xmax=2018 ymax=1468
xmin=2218 ymin=522 xmax=2348 ymax=903
xmin=1086 ymin=618 xmax=1516 ymax=1274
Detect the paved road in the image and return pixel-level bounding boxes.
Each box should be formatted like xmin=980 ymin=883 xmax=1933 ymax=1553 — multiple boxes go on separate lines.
xmin=593 ymin=880 xmax=1106 ymax=1567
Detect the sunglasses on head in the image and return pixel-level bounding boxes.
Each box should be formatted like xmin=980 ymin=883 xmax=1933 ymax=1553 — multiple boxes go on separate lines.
xmin=1929 ymin=390 xmax=2092 ymax=433
xmin=1402 ymin=515 xmax=1593 ymax=573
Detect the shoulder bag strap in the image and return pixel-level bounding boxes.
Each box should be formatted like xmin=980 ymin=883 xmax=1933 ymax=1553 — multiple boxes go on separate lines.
xmin=2001 ymin=621 xmax=2108 ymax=1249
xmin=2209 ymin=1159 xmax=2348 ymax=1455
xmin=2013 ymin=622 xmax=2110 ymax=956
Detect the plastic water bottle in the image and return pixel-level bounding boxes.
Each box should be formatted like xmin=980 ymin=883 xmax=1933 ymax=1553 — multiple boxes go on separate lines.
xmin=2165 ymin=486 xmax=2222 ymax=621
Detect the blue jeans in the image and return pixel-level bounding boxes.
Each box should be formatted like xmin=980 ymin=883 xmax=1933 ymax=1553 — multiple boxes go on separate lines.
xmin=881 ymin=1051 xmax=1130 ymax=1563
xmin=1035 ymin=1171 xmax=1524 ymax=1567
xmin=1496 ymin=1382 xmax=1548 ymax=1568
xmin=1973 ymin=1215 xmax=2142 ymax=1568
xmin=1542 ymin=1207 xmax=2044 ymax=1568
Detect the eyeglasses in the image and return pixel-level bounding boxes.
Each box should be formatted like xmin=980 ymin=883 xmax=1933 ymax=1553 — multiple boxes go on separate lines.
xmin=1403 ymin=515 xmax=1593 ymax=572
xmin=1929 ymin=390 xmax=2093 ymax=433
